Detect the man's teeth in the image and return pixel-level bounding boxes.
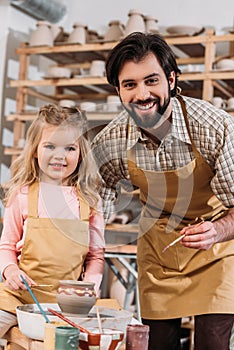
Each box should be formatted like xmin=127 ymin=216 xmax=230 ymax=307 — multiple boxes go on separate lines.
xmin=137 ymin=102 xmax=154 ymax=110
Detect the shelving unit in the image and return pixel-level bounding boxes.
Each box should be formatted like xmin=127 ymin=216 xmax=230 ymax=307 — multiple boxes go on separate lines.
xmin=5 ymin=29 xmax=234 ymax=162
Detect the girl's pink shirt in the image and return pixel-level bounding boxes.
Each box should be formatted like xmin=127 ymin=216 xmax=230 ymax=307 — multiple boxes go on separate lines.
xmin=0 ymin=183 xmax=105 ymax=293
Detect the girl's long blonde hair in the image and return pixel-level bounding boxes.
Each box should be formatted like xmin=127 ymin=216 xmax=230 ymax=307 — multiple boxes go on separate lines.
xmin=4 ymin=104 xmax=101 ymax=208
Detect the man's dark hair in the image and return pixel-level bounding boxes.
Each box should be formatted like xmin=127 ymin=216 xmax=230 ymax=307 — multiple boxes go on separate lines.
xmin=106 ymin=32 xmax=181 ymax=97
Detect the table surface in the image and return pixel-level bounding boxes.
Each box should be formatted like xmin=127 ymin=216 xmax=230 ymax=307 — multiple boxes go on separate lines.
xmin=6 ymin=326 xmax=127 ymax=349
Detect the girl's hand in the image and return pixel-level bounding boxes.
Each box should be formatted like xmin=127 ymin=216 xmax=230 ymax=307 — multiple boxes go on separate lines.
xmin=180 ymin=221 xmax=219 ymax=250
xmin=3 ymin=265 xmax=36 ymax=291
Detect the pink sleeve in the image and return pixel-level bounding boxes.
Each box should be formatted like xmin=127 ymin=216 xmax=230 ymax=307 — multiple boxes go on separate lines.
xmin=0 ymin=190 xmax=27 ymax=276
xmin=83 ymin=202 xmax=105 ymax=294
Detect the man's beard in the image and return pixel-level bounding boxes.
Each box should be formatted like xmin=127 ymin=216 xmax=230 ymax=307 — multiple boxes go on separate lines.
xmin=121 ymin=86 xmax=171 ymax=129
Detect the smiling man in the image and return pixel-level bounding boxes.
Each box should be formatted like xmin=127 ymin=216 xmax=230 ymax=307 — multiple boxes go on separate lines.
xmin=92 ymin=32 xmax=234 ymax=350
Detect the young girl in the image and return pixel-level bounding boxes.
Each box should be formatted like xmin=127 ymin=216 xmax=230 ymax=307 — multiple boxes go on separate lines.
xmin=0 ymin=104 xmax=105 ymax=337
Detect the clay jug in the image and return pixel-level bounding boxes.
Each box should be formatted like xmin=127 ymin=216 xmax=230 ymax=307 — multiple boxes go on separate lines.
xmin=124 ymin=9 xmax=145 ymax=36
xmin=104 ymin=20 xmax=125 ymax=41
xmin=29 ymin=21 xmax=53 ymax=47
xmin=144 ymin=15 xmax=159 ymax=33
xmin=67 ymin=22 xmax=86 ymax=44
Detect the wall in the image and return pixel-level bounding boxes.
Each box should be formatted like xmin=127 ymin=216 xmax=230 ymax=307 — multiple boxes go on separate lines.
xmin=62 ymin=0 xmax=233 ymax=35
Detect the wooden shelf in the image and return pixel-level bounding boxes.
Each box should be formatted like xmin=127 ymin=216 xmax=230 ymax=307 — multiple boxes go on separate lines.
xmin=6 ymin=111 xmax=116 ymax=122
xmin=5 ymin=30 xmax=234 ymax=163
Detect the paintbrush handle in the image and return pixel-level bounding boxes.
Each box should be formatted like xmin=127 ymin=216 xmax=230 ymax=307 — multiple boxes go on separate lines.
xmin=162 ymin=219 xmax=205 ymax=253
xmin=48 ymin=308 xmax=92 ymax=335
xmin=168 ymin=233 xmax=186 ymax=247
xmin=20 ymin=274 xmax=50 ymax=323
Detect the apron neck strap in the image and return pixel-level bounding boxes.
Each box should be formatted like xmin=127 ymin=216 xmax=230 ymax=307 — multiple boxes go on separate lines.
xmin=176 ymin=95 xmax=200 ymax=158
xmin=28 ymin=182 xmax=90 ymax=220
xmin=28 ymin=182 xmax=39 ymax=217
xmin=76 ymin=187 xmax=90 ymax=221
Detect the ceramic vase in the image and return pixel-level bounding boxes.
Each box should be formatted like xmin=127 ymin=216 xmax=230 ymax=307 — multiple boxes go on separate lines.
xmin=29 ymin=21 xmax=53 ymax=47
xmin=144 ymin=15 xmax=159 ymax=33
xmin=104 ymin=20 xmax=125 ymax=41
xmin=124 ymin=9 xmax=146 ymax=36
xmin=67 ymin=23 xmax=87 ymax=44
xmin=56 ymin=280 xmax=96 ymax=315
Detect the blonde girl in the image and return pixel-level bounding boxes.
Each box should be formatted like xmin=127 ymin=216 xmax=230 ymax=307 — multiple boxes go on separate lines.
xmin=0 ymin=104 xmax=105 ymax=337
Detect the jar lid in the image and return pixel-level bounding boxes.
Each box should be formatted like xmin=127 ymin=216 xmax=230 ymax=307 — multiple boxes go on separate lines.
xmin=128 ymin=8 xmax=144 ymax=16
xmin=108 ymin=20 xmax=121 ymax=26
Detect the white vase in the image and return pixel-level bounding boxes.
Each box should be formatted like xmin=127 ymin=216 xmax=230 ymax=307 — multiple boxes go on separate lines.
xmin=29 ymin=21 xmax=53 ymax=47
xmin=67 ymin=22 xmax=86 ymax=44
xmin=124 ymin=9 xmax=146 ymax=36
xmin=144 ymin=15 xmax=159 ymax=33
xmin=104 ymin=20 xmax=125 ymax=41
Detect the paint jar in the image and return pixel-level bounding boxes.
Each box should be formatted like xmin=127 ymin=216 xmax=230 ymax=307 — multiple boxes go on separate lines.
xmin=55 ymin=326 xmax=79 ymax=350
xmin=126 ymin=324 xmax=149 ymax=350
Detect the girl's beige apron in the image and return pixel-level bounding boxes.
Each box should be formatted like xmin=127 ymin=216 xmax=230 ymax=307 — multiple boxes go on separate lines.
xmin=0 ymin=182 xmax=89 ymax=314
xmin=128 ymin=96 xmax=234 ymax=319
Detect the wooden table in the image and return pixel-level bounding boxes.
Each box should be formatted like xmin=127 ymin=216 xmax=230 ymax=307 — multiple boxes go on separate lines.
xmin=5 ymin=326 xmax=126 ymax=349
xmin=5 ymin=299 xmax=127 ymax=349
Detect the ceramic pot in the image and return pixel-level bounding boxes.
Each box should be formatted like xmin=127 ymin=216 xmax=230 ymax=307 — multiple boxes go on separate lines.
xmin=47 ymin=66 xmax=71 ymax=78
xmin=50 ymin=25 xmax=63 ymax=42
xmin=56 ymin=280 xmax=96 ymax=315
xmin=87 ymin=30 xmax=99 ymax=42
xmin=106 ymin=95 xmax=121 ymax=112
xmin=124 ymin=9 xmax=145 ymax=36
xmin=67 ymin=22 xmax=87 ymax=44
xmin=89 ymin=60 xmax=106 ymax=76
xmin=29 ymin=21 xmax=53 ymax=47
xmin=104 ymin=20 xmax=125 ymax=41
xmin=144 ymin=15 xmax=158 ymax=33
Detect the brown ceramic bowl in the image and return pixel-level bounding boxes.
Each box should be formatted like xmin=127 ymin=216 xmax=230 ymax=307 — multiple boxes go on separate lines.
xmin=56 ymin=280 xmax=97 ymax=315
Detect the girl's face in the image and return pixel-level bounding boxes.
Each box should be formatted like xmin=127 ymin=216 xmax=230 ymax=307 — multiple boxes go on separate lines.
xmin=35 ymin=124 xmax=80 ymax=185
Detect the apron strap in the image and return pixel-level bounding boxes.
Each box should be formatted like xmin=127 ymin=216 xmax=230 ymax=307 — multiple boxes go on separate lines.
xmin=77 ymin=188 xmax=90 ymax=221
xmin=28 ymin=182 xmax=90 ymax=221
xmin=28 ymin=182 xmax=39 ymax=218
xmin=176 ymin=95 xmax=201 ymax=158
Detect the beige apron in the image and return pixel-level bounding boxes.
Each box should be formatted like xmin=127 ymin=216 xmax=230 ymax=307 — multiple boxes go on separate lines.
xmin=0 ymin=182 xmax=90 ymax=314
xmin=128 ymin=96 xmax=234 ymax=319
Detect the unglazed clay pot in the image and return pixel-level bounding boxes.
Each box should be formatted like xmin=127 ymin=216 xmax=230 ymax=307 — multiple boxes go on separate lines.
xmin=29 ymin=21 xmax=53 ymax=47
xmin=56 ymin=280 xmax=96 ymax=315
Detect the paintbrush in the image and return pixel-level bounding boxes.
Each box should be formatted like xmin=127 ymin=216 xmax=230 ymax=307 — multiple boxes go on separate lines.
xmin=162 ymin=218 xmax=205 ymax=253
xmin=20 ymin=274 xmax=50 ymax=323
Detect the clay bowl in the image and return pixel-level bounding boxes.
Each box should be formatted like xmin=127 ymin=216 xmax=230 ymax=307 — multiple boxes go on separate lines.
xmin=79 ymin=328 xmax=124 ymax=350
xmin=56 ymin=280 xmax=96 ymax=315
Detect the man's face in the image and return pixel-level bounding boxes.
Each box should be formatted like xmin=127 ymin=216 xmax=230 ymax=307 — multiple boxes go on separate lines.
xmin=117 ymin=52 xmax=176 ymax=129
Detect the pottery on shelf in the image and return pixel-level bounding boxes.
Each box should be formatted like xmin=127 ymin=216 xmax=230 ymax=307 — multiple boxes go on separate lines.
xmin=67 ymin=22 xmax=87 ymax=44
xmin=89 ymin=60 xmax=106 ymax=76
xmin=144 ymin=15 xmax=159 ymax=33
xmin=47 ymin=65 xmax=71 ymax=78
xmin=29 ymin=21 xmax=53 ymax=47
xmin=104 ymin=20 xmax=125 ymax=41
xmin=56 ymin=280 xmax=96 ymax=315
xmin=124 ymin=9 xmax=146 ymax=36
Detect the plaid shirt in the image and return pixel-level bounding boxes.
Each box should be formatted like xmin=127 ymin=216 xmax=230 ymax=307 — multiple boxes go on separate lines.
xmin=92 ymin=95 xmax=234 ymax=220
